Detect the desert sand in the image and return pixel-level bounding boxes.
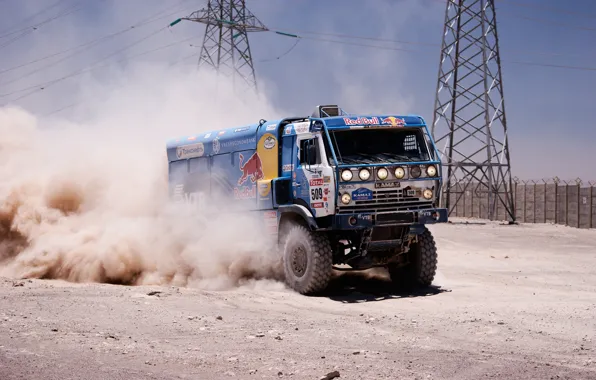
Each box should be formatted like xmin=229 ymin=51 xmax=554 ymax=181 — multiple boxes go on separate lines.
xmin=1 ymin=218 xmax=595 ymax=380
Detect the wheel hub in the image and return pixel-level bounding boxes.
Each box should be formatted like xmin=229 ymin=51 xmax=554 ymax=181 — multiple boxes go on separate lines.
xmin=290 ymin=244 xmax=308 ymax=277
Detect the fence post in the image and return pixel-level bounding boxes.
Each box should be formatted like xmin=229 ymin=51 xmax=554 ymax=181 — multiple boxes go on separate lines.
xmin=542 ymin=179 xmax=547 ymax=224
xmin=514 ymin=179 xmax=518 ymax=221
xmin=590 ymin=181 xmax=594 ymax=229
xmin=565 ymin=181 xmax=569 ymax=226
xmin=554 ymin=177 xmax=559 ymax=224
xmin=533 ymin=181 xmax=537 ymax=223
xmin=576 ymin=178 xmax=582 ymax=228
xmin=523 ymin=180 xmax=527 ymax=222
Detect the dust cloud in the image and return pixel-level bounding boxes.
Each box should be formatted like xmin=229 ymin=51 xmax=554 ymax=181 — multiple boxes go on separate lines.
xmin=0 ymin=64 xmax=287 ymax=291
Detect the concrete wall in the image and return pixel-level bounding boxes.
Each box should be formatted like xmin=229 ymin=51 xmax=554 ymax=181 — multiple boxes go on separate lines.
xmin=443 ymin=180 xmax=596 ymax=229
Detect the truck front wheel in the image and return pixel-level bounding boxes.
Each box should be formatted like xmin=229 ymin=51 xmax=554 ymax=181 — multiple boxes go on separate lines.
xmin=388 ymin=227 xmax=438 ymax=289
xmin=282 ymin=224 xmax=332 ymax=295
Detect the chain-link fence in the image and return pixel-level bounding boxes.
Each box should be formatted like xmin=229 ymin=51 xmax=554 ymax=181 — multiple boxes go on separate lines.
xmin=444 ymin=178 xmax=596 ymax=229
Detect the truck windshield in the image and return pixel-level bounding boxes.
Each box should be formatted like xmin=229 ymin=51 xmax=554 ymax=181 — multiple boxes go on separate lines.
xmin=325 ymin=128 xmax=431 ymax=165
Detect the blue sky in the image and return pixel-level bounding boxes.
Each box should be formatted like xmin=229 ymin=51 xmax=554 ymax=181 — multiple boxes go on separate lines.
xmin=1 ymin=0 xmax=595 ymax=180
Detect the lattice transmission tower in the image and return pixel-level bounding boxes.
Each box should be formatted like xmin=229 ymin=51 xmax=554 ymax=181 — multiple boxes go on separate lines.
xmin=182 ymin=0 xmax=268 ymax=95
xmin=431 ymin=0 xmax=516 ymax=223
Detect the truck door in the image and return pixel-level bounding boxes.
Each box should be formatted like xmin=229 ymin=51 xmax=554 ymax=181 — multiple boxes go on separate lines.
xmin=293 ymin=133 xmax=336 ymax=218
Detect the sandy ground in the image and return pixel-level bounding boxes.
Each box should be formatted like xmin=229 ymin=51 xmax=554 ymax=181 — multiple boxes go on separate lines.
xmin=1 ymin=218 xmax=595 ymax=380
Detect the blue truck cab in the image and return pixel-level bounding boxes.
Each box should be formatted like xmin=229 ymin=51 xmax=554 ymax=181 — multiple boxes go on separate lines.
xmin=166 ymin=105 xmax=448 ymax=295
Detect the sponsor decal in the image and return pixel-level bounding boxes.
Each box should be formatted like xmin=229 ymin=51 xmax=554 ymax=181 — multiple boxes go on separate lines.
xmin=234 ymin=127 xmax=249 ymax=133
xmin=309 ymin=178 xmax=324 ymax=186
xmin=238 ymin=152 xmax=264 ymax=185
xmin=172 ymin=184 xmax=184 ymax=202
xmin=293 ymin=122 xmax=310 ymax=134
xmin=324 ymin=188 xmax=329 ymax=195
xmin=343 ymin=116 xmax=380 ymax=126
xmin=266 ymin=124 xmax=277 ymax=131
xmin=285 ymin=126 xmax=292 ymax=135
xmin=352 ymin=187 xmax=373 ymax=201
xmin=176 ymin=142 xmax=205 ymax=160
xmin=323 ymin=176 xmax=331 ymax=183
xmin=263 ymin=210 xmax=277 ymax=218
xmin=258 ymin=182 xmax=270 ymax=197
xmin=282 ymin=164 xmax=294 ymax=172
xmin=311 ymin=202 xmax=324 ymax=208
xmin=375 ymin=181 xmax=401 ymax=189
xmin=339 ymin=184 xmax=356 ymax=190
xmin=380 ymin=116 xmax=406 ymax=127
xmin=310 ymin=187 xmax=323 ymax=201
xmin=233 ymin=185 xmax=256 ymax=200
xmin=221 ymin=136 xmax=256 ymax=148
xmin=204 ymin=132 xmax=212 ymax=138
xmin=213 ymin=137 xmax=221 ymax=154
xmin=263 ymin=136 xmax=276 ymax=149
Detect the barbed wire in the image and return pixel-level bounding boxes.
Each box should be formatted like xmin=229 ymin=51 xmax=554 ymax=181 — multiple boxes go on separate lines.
xmin=512 ymin=177 xmax=595 ymax=186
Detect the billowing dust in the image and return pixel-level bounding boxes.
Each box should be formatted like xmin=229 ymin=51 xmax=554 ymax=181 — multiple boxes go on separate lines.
xmin=0 ymin=68 xmax=288 ymax=291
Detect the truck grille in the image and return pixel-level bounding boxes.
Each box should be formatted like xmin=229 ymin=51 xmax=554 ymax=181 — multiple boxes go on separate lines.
xmin=339 ymin=188 xmax=434 ymax=214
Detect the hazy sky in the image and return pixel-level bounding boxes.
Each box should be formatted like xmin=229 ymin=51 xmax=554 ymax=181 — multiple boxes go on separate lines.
xmin=1 ymin=0 xmax=595 ymax=181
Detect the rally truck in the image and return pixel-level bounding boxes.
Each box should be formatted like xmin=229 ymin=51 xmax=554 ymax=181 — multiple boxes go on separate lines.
xmin=166 ymin=105 xmax=448 ymax=295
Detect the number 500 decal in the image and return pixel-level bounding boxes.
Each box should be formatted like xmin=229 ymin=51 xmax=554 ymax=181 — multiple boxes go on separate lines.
xmin=311 ymin=188 xmax=323 ymax=200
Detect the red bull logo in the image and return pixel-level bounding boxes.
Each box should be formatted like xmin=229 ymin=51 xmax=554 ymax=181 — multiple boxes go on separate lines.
xmin=343 ymin=117 xmax=379 ymax=126
xmin=238 ymin=152 xmax=264 ymax=185
xmin=381 ymin=116 xmax=406 ymax=127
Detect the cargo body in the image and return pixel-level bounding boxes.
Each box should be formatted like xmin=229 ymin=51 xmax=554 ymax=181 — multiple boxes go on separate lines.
xmin=166 ymin=105 xmax=448 ymax=294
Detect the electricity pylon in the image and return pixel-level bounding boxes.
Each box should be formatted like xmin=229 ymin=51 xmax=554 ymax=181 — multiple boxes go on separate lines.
xmin=431 ymin=0 xmax=516 ymax=223
xmin=182 ymin=0 xmax=268 ymax=95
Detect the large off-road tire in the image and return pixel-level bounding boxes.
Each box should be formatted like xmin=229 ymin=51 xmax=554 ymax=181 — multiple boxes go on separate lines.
xmin=388 ymin=227 xmax=438 ymax=289
xmin=282 ymin=224 xmax=333 ymax=295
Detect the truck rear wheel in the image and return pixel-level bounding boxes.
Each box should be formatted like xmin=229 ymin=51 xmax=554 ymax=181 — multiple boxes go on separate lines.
xmin=388 ymin=227 xmax=437 ymax=289
xmin=282 ymin=224 xmax=332 ymax=295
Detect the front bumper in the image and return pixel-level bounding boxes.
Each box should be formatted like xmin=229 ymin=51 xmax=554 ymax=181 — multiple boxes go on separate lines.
xmin=333 ymin=207 xmax=448 ymax=230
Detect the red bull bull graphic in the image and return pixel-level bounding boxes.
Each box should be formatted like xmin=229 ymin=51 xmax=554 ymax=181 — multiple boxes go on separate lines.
xmin=238 ymin=152 xmax=264 ymax=185
xmin=381 ymin=116 xmax=406 ymax=127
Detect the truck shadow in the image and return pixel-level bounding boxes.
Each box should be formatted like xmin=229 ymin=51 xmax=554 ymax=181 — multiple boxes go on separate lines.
xmin=318 ymin=269 xmax=451 ymax=303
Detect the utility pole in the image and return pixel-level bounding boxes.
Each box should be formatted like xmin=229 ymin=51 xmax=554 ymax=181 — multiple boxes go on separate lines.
xmin=431 ymin=0 xmax=516 ymax=223
xmin=181 ymin=0 xmax=268 ymax=95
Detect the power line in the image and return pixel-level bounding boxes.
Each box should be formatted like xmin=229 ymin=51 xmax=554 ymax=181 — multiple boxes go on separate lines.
xmin=0 ymin=0 xmax=194 ymax=76
xmin=0 ymin=2 xmax=195 ymax=86
xmin=497 ymin=0 xmax=596 ymax=19
xmin=5 ymin=1 xmax=596 ymax=109
xmin=268 ymin=25 xmax=589 ymax=59
xmin=0 ymin=0 xmax=79 ymax=40
xmin=502 ymin=12 xmax=596 ymax=33
xmin=265 ymin=29 xmax=596 ymax=72
xmin=44 ymin=48 xmax=202 ymax=117
xmin=1 ymin=26 xmax=170 ymax=101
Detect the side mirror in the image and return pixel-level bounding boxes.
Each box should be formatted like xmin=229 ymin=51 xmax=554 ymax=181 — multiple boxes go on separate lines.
xmin=306 ymin=144 xmax=317 ymax=166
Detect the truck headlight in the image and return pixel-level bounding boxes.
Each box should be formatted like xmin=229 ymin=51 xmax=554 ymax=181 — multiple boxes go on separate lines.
xmin=377 ymin=167 xmax=388 ymax=180
xmin=358 ymin=168 xmax=371 ymax=181
xmin=423 ymin=188 xmax=433 ymax=199
xmin=341 ymin=193 xmax=351 ymax=204
xmin=426 ymin=165 xmax=437 ymax=177
xmin=410 ymin=166 xmax=422 ymax=178
xmin=394 ymin=166 xmax=405 ymax=179
xmin=341 ymin=169 xmax=353 ymax=181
